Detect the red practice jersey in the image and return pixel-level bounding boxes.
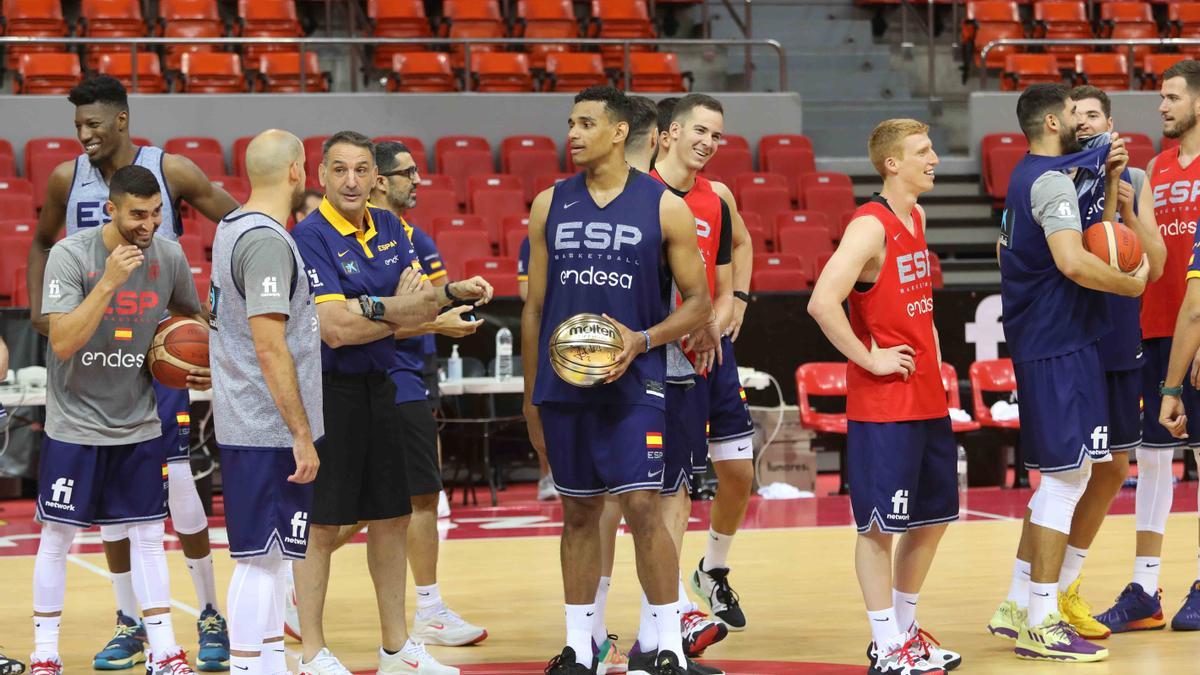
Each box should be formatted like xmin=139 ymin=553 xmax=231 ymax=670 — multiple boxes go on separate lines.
xmin=846 ymin=198 xmax=947 ymax=423
xmin=650 ymin=169 xmax=730 ymax=298
xmin=1142 ymin=148 xmax=1200 ymax=339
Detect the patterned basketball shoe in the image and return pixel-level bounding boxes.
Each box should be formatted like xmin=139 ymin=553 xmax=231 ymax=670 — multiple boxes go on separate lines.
xmin=597 ymin=635 xmax=629 ymax=674
xmin=147 ymin=650 xmax=197 ymax=675
xmin=986 ymin=600 xmax=1026 ymax=641
xmin=1058 ymin=578 xmax=1110 ymax=639
xmin=1171 ymin=580 xmax=1200 ymax=631
xmin=866 ymin=637 xmax=945 ymax=674
xmin=909 ymin=628 xmax=961 ymax=671
xmin=690 ymin=559 xmax=746 ymax=631
xmin=93 ymin=611 xmax=147 ymax=670
xmin=545 ymin=648 xmax=597 ymax=674
xmin=195 ymin=605 xmax=230 ymax=671
xmin=681 ymin=611 xmax=727 ymax=658
xmin=1014 ymin=613 xmax=1108 ymax=663
xmin=1094 ymin=583 xmax=1167 ymax=633
xmin=27 ymin=657 xmax=59 ymax=675
xmin=0 ymin=654 xmax=24 ymax=675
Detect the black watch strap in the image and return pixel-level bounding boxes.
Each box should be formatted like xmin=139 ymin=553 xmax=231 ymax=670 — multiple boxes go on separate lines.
xmin=444 ymin=283 xmax=462 ymax=303
xmin=733 ymin=290 xmax=751 ymax=303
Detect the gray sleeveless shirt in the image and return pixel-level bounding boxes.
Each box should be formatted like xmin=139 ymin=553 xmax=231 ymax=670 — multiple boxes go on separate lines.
xmin=65 ymin=146 xmax=178 ymax=239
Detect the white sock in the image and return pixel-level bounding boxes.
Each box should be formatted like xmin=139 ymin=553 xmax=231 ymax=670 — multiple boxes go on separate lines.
xmin=1133 ymin=556 xmax=1162 ymax=593
xmin=1006 ymin=558 xmax=1031 ymax=608
xmin=186 ymin=553 xmax=220 ymax=613
xmin=261 ymin=639 xmax=286 ymax=674
xmin=636 ymin=594 xmax=658 ymax=652
xmin=144 ymin=613 xmax=180 ymax=658
xmin=229 ymin=655 xmax=259 ymax=672
xmin=651 ymin=601 xmax=684 ymax=664
xmin=32 ymin=615 xmax=61 ymax=659
xmin=867 ymin=608 xmax=905 ymax=650
xmin=110 ymin=570 xmax=139 ymax=618
xmin=1029 ymin=581 xmax=1058 ymax=625
xmin=1058 ymin=545 xmax=1088 ymax=592
xmin=893 ymin=590 xmax=919 ymax=633
xmin=704 ymin=529 xmax=734 ymax=571
xmin=592 ymin=576 xmax=611 ymax=647
xmin=565 ymin=603 xmax=595 ymax=666
xmin=415 ymin=583 xmax=444 ymax=618
xmin=677 ymin=577 xmax=696 ymax=613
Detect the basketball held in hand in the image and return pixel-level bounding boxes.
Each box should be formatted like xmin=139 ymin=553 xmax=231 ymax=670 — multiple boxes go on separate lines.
xmin=148 ymin=316 xmax=209 ymax=389
xmin=1083 ymin=220 xmax=1143 ymax=273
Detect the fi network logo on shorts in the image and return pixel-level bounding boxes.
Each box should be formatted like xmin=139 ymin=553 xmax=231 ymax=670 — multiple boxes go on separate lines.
xmin=889 ymin=489 xmax=909 ymax=520
xmin=287 ymin=511 xmax=309 ymax=544
xmin=47 ymin=477 xmax=76 ymax=511
xmin=1085 ymin=426 xmax=1109 ymax=460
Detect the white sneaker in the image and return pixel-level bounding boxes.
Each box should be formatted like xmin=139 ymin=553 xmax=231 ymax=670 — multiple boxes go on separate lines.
xmin=537 ymin=474 xmax=558 ymax=501
xmin=412 ymin=606 xmax=488 ymax=646
xmin=437 ymin=491 xmax=451 ymax=519
xmin=298 ymin=648 xmax=353 ymax=675
xmin=377 ymin=641 xmax=459 ymax=674
xmin=284 ymin=563 xmax=302 ymax=641
xmin=148 ymin=650 xmax=195 ymax=675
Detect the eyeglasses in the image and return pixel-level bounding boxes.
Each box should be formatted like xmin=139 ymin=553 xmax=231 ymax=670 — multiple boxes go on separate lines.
xmin=380 ymin=166 xmax=419 ymax=179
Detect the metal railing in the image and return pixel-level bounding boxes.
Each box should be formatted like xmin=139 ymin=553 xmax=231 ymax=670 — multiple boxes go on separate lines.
xmin=0 ymin=35 xmax=787 ymax=93
xmin=979 ymin=37 xmax=1200 ymax=90
xmin=898 ymin=0 xmax=940 ymax=106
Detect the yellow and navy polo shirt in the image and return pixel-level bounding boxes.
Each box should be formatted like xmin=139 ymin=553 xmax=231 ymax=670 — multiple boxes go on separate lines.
xmin=293 ymin=198 xmax=422 ymax=374
xmin=388 ymin=217 xmax=447 ymax=403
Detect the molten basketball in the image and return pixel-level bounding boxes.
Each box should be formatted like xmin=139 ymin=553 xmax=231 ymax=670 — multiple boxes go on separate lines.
xmin=1083 ymin=220 xmax=1143 ymax=273
xmin=548 ymin=313 xmax=623 ymax=387
xmin=148 ymin=316 xmax=209 ymax=389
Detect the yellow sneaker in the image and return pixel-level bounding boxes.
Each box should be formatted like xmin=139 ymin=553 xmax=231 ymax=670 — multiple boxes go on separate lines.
xmin=987 ymin=599 xmax=1027 ymax=641
xmin=1015 ymin=612 xmax=1108 ymax=662
xmin=1059 ymin=577 xmax=1111 ymax=639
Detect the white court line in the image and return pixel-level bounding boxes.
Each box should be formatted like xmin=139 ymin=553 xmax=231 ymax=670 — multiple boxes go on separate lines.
xmin=67 ymin=554 xmax=201 ymax=617
xmin=961 ymin=508 xmax=1018 ymax=522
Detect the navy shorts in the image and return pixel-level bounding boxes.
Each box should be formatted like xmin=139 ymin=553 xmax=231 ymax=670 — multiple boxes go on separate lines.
xmin=37 ymin=437 xmax=167 ymax=527
xmin=1141 ymin=337 xmax=1200 ymax=449
xmin=664 ymin=383 xmax=707 ymax=495
xmin=154 ymin=381 xmax=191 ymax=464
xmin=705 ymin=337 xmax=754 ymax=447
xmin=219 ymin=445 xmax=315 ymax=560
xmin=540 ymin=402 xmax=666 ymax=496
xmin=1015 ymin=345 xmax=1111 ymax=473
xmin=847 ymin=417 xmax=958 ymax=534
xmin=1106 ymin=368 xmax=1142 ymax=452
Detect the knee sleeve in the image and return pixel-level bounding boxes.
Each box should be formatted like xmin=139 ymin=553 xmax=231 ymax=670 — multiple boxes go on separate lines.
xmin=33 ymin=522 xmax=78 ymax=613
xmin=709 ymin=438 xmax=754 ymax=464
xmin=1030 ymin=465 xmax=1091 ymax=535
xmin=1135 ymin=448 xmax=1175 ymax=534
xmin=100 ymin=523 xmax=129 ymax=543
xmin=167 ymin=462 xmax=208 ymax=536
xmin=227 ymin=551 xmax=283 ymax=653
xmin=128 ymin=521 xmax=171 ymax=611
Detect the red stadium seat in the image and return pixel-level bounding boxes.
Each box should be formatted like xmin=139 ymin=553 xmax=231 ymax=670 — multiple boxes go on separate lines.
xmin=471 ymin=52 xmax=535 ymax=92
xmin=776 ymin=224 xmax=833 ymax=260
xmin=440 ymin=149 xmax=496 ymax=205
xmin=1074 ymin=53 xmax=1131 ymax=91
xmin=629 ymin=52 xmax=689 ymax=92
xmin=14 ymin=53 xmax=82 ymax=95
xmin=158 ymin=0 xmax=220 ymax=28
xmin=733 ymin=173 xmax=789 ymax=205
xmin=161 ymin=20 xmax=221 ymax=72
xmin=761 ymin=146 xmax=814 ymax=178
xmin=508 ymin=150 xmax=561 ymax=202
xmin=941 ymin=362 xmax=982 ymax=433
xmin=739 ymin=185 xmax=792 ymax=233
xmin=803 ymin=186 xmax=857 ymax=239
xmin=702 ymin=148 xmax=753 ymax=180
xmin=0 ymin=141 xmax=15 ymax=177
xmin=375 ymin=135 xmax=429 ymax=173
xmin=1124 ymin=132 xmax=1157 ymax=170
xmin=1101 ymin=3 xmax=1158 ymax=60
xmin=231 ymin=136 xmax=253 ymax=177
xmin=471 ymin=188 xmax=525 ymax=242
xmin=236 ymin=0 xmax=301 ymax=36
xmin=3 ymin=0 xmax=69 ymax=69
xmin=518 ymin=21 xmax=575 ymax=70
xmin=95 ymin=52 xmax=167 ymax=93
xmin=368 ymin=0 xmax=433 ymax=69
xmin=504 ymin=228 xmax=527 ymax=259
xmin=738 ymin=212 xmax=766 ymax=253
xmin=544 ymin=53 xmax=608 ymax=91
xmin=1171 ymin=2 xmax=1200 ymax=37
xmin=468 ymin=174 xmax=523 ymax=208
xmin=165 ymin=137 xmax=226 ymax=176
xmin=0 ymin=192 xmax=35 ymax=221
xmin=1142 ymin=53 xmax=1189 ymax=90
xmin=257 ymin=52 xmax=329 ymax=92
xmin=418 ymin=174 xmax=455 ymax=191
xmin=962 ymin=1 xmax=1024 ymax=69
xmin=502 ymin=135 xmax=558 ymax=170
xmin=435 ymin=136 xmax=492 ymax=169
xmin=795 ymin=362 xmax=849 ymax=435
xmin=775 ymin=210 xmax=835 ymax=245
xmin=77 ymin=0 xmax=146 ymax=67
xmin=515 ymin=0 xmax=577 ymax=69
xmin=981 ymin=133 xmax=1028 ymax=205
xmin=25 ymin=138 xmax=79 ymax=209
xmin=463 ymin=256 xmax=519 ymax=296
xmin=1002 ymin=54 xmax=1062 ymax=91
xmin=1032 ymin=1 xmax=1092 ymax=68
xmin=588 ymin=0 xmax=655 ymax=69
xmin=177 ymin=232 xmax=205 ymax=263
xmin=928 ymin=250 xmax=944 ymax=289
xmin=0 ymin=237 xmax=30 ymax=303
xmin=0 ymin=217 xmax=36 ymax=238
xmin=969 ymin=358 xmax=1020 ymax=430
xmin=719 ymin=135 xmax=750 ymax=151
xmin=798 ymin=172 xmax=853 ymax=208
xmin=752 ymin=252 xmax=810 ymax=288
xmin=301 ymin=135 xmax=329 ymax=181
xmin=180 ymin=52 xmax=248 ymax=93
xmin=210 ymin=175 xmax=249 ymax=203
xmin=436 ymin=229 xmax=493 ymax=279
xmin=759 ymin=134 xmax=812 ymax=157
xmin=440 ymin=0 xmax=506 ymax=68
xmin=407 ymin=187 xmax=460 ymax=225
xmin=431 ymin=214 xmax=487 ymax=238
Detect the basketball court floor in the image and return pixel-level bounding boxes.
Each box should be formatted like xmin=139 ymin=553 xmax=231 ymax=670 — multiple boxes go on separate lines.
xmin=0 ymin=481 xmax=1198 ymax=674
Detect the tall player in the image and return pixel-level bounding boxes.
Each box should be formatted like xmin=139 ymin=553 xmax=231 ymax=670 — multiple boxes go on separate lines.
xmin=209 ymin=130 xmax=322 ymax=673
xmin=32 ymin=165 xmax=206 ymax=674
xmin=1098 ymin=59 xmax=1200 ymax=632
xmin=993 ymin=84 xmax=1146 ymax=662
xmin=25 ymin=76 xmax=237 ymax=670
xmin=809 ymin=119 xmax=958 ymax=675
xmin=1046 ymin=86 xmax=1166 ymax=639
xmin=650 ymin=94 xmax=755 ymax=634
xmin=523 ymin=86 xmax=714 ymax=675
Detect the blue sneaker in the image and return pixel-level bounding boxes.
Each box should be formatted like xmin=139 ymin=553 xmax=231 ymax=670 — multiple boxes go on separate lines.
xmin=92 ymin=611 xmax=147 ymax=670
xmin=1094 ymin=583 xmax=1167 ymax=633
xmin=195 ymin=604 xmax=229 ymax=672
xmin=1171 ymin=580 xmax=1200 ymax=631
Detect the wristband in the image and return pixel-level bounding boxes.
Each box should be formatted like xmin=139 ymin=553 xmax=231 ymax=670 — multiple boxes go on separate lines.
xmin=641 ymin=330 xmax=652 ymax=352
xmin=1161 ymin=381 xmax=1184 ymax=397
xmin=444 ymin=283 xmax=462 ymax=303
xmin=733 ymin=290 xmax=751 ymax=303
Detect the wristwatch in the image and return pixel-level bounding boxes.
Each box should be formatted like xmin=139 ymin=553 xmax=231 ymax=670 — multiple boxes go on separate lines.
xmin=444 ymin=283 xmax=462 ymax=303
xmin=358 ymin=295 xmax=385 ymax=321
xmin=1160 ymin=381 xmax=1184 ymax=397
xmin=733 ymin=290 xmax=751 ymax=303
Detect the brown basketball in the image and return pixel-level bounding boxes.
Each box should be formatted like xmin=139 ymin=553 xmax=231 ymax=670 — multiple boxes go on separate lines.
xmin=1083 ymin=220 xmax=1143 ymax=273
xmin=148 ymin=316 xmax=209 ymax=389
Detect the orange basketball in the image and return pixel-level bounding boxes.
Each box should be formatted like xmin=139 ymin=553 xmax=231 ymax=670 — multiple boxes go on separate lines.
xmin=148 ymin=316 xmax=209 ymax=389
xmin=1083 ymin=220 xmax=1143 ymax=273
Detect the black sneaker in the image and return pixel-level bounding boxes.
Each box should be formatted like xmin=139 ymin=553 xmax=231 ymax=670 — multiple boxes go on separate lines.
xmin=691 ymin=558 xmax=747 ymax=631
xmin=653 ymin=652 xmax=687 ymax=675
xmin=545 ymin=647 xmax=597 ymax=674
xmin=687 ymin=659 xmax=724 ymax=675
xmin=0 ymin=654 xmax=25 ymax=675
xmin=627 ymin=648 xmax=656 ymax=675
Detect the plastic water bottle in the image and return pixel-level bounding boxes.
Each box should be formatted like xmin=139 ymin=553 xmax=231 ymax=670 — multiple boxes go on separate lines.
xmin=496 ymin=327 xmax=513 ymax=380
xmin=957 ymin=444 xmax=968 ymax=492
xmin=447 ymin=344 xmax=463 ymax=381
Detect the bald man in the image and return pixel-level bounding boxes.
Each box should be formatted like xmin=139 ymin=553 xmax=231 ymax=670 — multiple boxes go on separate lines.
xmin=209 ymin=130 xmax=323 ymax=673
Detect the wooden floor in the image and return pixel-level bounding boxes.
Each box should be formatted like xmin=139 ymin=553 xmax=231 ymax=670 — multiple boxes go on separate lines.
xmin=2 ymin=507 xmax=1200 ymax=673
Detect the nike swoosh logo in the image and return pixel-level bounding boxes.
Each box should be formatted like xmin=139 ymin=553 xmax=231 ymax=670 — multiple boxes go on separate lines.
xmin=81 ymin=180 xmax=95 ymax=187
xmin=402 ymin=659 xmax=419 ymax=668
xmin=564 ymin=200 xmax=580 ymax=209
xmin=1147 ymin=563 xmax=1161 ymax=568
xmin=430 ymin=623 xmax=445 ymax=629
xmin=418 ymin=592 xmax=431 ymax=596
xmin=146 ymin=620 xmax=164 ymax=625
xmin=872 ymin=617 xmax=890 ymax=622
xmin=737 ymin=445 xmax=750 ymax=453
xmin=1033 ymin=592 xmax=1050 ymax=597
xmin=586 ymin=612 xmax=595 ymax=617
xmin=234 ymin=667 xmax=249 ymax=671
xmin=906 ymin=600 xmax=917 ymax=606
xmin=338 ymin=250 xmax=351 ymax=257
xmin=648 ymin=468 xmax=663 ymax=478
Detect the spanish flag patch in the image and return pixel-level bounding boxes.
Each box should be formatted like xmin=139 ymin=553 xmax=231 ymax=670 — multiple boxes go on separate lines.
xmin=739 ymin=388 xmax=747 ymax=401
xmin=646 ymin=432 xmax=663 ymax=448
xmin=114 ymin=328 xmax=133 ymax=341
xmin=176 ymin=412 xmax=191 ymax=425
xmin=430 ymin=260 xmax=443 ymax=270
xmin=161 ymin=464 xmax=169 ymax=479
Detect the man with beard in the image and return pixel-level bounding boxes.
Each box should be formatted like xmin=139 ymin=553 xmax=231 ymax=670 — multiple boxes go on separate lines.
xmin=208 ymin=129 xmax=322 ymax=673
xmin=991 ymin=83 xmax=1147 ymax=662
xmin=1100 ymin=59 xmax=1200 ymax=633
